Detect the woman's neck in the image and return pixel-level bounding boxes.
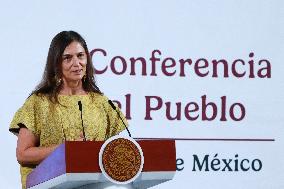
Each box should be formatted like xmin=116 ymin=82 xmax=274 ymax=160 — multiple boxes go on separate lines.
xmin=59 ymin=80 xmax=87 ymax=95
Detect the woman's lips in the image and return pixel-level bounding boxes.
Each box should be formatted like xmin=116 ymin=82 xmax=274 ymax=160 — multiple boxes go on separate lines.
xmin=72 ymin=69 xmax=83 ymax=74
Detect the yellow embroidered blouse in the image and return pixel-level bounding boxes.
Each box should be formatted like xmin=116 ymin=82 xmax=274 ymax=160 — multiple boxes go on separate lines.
xmin=9 ymin=92 xmax=128 ymax=189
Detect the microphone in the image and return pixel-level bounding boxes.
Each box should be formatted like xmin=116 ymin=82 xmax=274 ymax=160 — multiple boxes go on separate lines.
xmin=108 ymin=100 xmax=132 ymax=137
xmin=78 ymin=101 xmax=86 ymax=141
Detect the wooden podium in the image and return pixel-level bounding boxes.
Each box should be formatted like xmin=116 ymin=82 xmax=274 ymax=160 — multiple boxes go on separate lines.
xmin=26 ymin=139 xmax=176 ymax=189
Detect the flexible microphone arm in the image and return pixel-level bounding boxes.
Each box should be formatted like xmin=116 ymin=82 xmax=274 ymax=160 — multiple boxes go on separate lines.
xmin=78 ymin=101 xmax=86 ymax=141
xmin=108 ymin=100 xmax=132 ymax=137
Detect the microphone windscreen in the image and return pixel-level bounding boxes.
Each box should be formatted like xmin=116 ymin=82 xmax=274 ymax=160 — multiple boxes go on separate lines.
xmin=78 ymin=101 xmax=82 ymax=111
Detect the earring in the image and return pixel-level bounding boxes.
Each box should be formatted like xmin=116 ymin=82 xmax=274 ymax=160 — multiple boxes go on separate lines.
xmin=55 ymin=75 xmax=62 ymax=86
xmin=83 ymin=75 xmax=86 ymax=82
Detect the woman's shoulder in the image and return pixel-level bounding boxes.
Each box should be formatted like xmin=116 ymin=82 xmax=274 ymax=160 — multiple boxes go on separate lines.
xmin=89 ymin=92 xmax=108 ymax=104
xmin=24 ymin=93 xmax=50 ymax=106
xmin=28 ymin=93 xmax=49 ymax=101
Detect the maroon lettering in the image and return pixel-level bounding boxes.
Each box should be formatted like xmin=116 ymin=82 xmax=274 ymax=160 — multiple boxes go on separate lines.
xmin=125 ymin=94 xmax=132 ymax=119
xmin=230 ymin=103 xmax=246 ymax=121
xmin=165 ymin=102 xmax=181 ymax=120
xmin=184 ymin=102 xmax=199 ymax=120
xmin=202 ymin=95 xmax=217 ymax=121
xmin=90 ymin=48 xmax=108 ymax=74
xmin=130 ymin=57 xmax=147 ymax=76
xmin=179 ymin=58 xmax=193 ymax=77
xmin=220 ymin=96 xmax=227 ymax=121
xmin=145 ymin=96 xmax=163 ymax=120
xmin=212 ymin=59 xmax=229 ymax=78
xmin=110 ymin=56 xmax=127 ymax=75
xmin=195 ymin=59 xmax=209 ymax=77
xmin=258 ymin=59 xmax=271 ymax=78
xmin=149 ymin=50 xmax=161 ymax=76
xmin=248 ymin=52 xmax=255 ymax=78
xmin=232 ymin=59 xmax=246 ymax=77
xmin=162 ymin=57 xmax=177 ymax=76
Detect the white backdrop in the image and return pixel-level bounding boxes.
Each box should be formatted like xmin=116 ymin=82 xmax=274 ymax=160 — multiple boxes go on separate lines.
xmin=0 ymin=1 xmax=284 ymax=188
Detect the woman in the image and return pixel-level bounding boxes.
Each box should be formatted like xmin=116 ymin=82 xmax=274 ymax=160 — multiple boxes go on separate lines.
xmin=9 ymin=31 xmax=127 ymax=189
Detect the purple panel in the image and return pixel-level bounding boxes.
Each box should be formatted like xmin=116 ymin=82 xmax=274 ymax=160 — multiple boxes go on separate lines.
xmin=26 ymin=143 xmax=67 ymax=188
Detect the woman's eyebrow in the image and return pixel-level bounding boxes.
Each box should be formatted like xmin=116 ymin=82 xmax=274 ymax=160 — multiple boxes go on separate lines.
xmin=62 ymin=53 xmax=72 ymax=57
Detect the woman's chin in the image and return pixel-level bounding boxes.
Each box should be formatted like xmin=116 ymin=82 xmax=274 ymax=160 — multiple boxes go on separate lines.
xmin=65 ymin=77 xmax=83 ymax=83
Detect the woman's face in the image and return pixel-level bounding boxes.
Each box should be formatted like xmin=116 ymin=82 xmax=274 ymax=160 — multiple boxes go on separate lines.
xmin=61 ymin=41 xmax=87 ymax=83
